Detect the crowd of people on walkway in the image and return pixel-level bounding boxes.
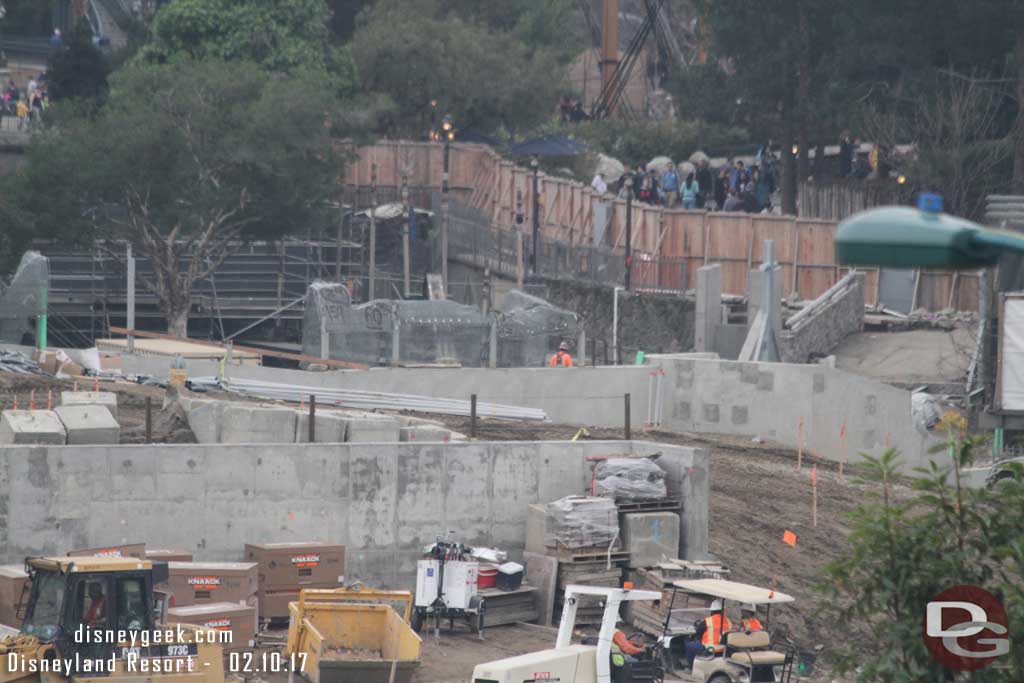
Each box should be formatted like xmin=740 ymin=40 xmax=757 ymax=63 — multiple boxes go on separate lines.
xmin=590 ymin=149 xmax=779 ymax=214
xmin=1 ymin=73 xmax=49 ymax=129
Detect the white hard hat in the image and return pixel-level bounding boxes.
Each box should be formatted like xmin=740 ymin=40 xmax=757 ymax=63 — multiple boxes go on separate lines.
xmin=709 ymin=599 xmax=723 ymax=611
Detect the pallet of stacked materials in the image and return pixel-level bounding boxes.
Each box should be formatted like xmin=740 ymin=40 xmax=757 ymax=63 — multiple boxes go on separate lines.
xmin=628 ymin=562 xmax=729 ymax=637
xmin=476 ymin=586 xmax=539 ymax=627
xmin=543 ymin=496 xmax=621 ymax=554
xmin=554 ymin=557 xmax=628 ymax=627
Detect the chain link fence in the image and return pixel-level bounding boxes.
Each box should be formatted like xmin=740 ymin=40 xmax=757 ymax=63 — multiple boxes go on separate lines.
xmin=433 ymin=193 xmax=685 ymax=294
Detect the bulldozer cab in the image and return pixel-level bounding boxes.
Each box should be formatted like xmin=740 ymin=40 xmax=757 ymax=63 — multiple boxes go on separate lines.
xmin=19 ymin=557 xmax=160 ymax=660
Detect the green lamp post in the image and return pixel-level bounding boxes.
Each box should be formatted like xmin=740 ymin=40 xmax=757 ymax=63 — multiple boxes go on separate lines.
xmin=836 ymin=193 xmax=1024 ymax=268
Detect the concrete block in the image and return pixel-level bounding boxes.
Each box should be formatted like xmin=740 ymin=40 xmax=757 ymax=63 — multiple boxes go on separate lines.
xmin=220 ymin=405 xmax=297 ymax=444
xmin=345 ymin=414 xmax=400 ymax=443
xmin=181 ymin=398 xmax=223 ymax=443
xmin=399 ymin=424 xmax=454 ymax=442
xmin=54 ymin=405 xmax=120 ymax=445
xmin=620 ymin=511 xmax=680 ymax=568
xmin=0 ymin=410 xmax=67 ymax=445
xmin=61 ymin=391 xmax=118 ymax=419
xmin=295 ymin=411 xmax=348 ymax=443
xmin=525 ymin=504 xmax=547 ymax=556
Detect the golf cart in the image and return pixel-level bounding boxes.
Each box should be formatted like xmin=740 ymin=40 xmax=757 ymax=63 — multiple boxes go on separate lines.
xmin=657 ymin=579 xmax=797 ymax=683
xmin=471 ymin=585 xmax=664 ymax=683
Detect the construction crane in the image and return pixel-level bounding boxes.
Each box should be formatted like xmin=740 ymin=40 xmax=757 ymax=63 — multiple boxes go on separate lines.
xmin=589 ymin=0 xmax=668 ymax=120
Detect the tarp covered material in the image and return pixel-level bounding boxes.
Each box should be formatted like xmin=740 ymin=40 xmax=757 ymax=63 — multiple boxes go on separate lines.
xmin=508 ymin=135 xmax=588 ymax=158
xmin=594 ymin=458 xmax=668 ymax=501
xmin=0 ymin=251 xmax=49 ymax=345
xmin=543 ymin=496 xmax=619 ymax=549
xmin=1000 ymin=297 xmax=1024 ymax=410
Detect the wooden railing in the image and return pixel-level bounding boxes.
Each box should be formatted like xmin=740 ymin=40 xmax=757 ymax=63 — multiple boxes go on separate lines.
xmin=342 ymin=141 xmax=977 ymax=310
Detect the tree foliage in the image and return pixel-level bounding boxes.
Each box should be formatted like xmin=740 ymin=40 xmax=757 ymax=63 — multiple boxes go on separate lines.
xmin=46 ymin=20 xmax=110 ymax=103
xmin=822 ymin=420 xmax=1024 ymax=680
xmin=351 ymin=1 xmax=566 ymax=137
xmin=141 ymin=0 xmax=357 ymax=93
xmin=3 ymin=59 xmax=354 ymax=335
xmin=690 ymin=0 xmax=1024 ymax=216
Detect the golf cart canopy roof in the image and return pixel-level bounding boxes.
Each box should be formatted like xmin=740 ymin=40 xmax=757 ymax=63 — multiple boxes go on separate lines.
xmin=671 ymin=579 xmax=795 ymax=605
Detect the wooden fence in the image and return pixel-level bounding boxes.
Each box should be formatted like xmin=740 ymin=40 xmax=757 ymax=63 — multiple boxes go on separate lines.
xmin=343 ymin=142 xmax=978 ymax=311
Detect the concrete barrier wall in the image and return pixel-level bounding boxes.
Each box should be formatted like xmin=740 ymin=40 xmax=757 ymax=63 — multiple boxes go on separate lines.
xmin=123 ymin=356 xmax=656 ymax=428
xmin=122 ymin=351 xmax=939 ymax=471
xmin=652 ymin=355 xmax=938 ymax=469
xmin=0 ymin=440 xmax=709 ymax=587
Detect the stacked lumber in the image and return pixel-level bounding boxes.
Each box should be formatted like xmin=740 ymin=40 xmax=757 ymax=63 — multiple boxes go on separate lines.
xmin=628 ymin=561 xmax=729 ymax=637
xmin=478 ymin=586 xmax=539 ymax=627
xmin=555 ymin=555 xmax=629 ymax=626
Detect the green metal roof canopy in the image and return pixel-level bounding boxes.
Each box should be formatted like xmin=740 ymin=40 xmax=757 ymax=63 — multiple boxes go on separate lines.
xmin=836 ymin=194 xmax=1024 ymax=268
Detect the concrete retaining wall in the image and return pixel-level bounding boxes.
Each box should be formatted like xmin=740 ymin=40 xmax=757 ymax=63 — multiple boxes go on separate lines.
xmin=653 ymin=355 xmax=938 ymax=469
xmin=123 ymin=356 xmax=656 ymax=429
xmin=122 ymin=351 xmax=939 ymax=471
xmin=0 ymin=440 xmax=709 ymax=587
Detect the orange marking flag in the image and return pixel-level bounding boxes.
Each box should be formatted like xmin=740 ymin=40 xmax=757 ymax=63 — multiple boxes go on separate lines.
xmin=782 ymin=530 xmax=797 ymax=547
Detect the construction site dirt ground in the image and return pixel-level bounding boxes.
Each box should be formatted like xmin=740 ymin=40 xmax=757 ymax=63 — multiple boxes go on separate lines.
xmin=1 ymin=370 xmax=894 ymax=677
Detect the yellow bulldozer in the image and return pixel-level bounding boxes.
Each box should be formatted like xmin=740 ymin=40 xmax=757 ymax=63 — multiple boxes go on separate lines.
xmin=0 ymin=556 xmax=225 ymax=683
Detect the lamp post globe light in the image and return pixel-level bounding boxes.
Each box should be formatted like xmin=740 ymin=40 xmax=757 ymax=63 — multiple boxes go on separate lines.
xmin=440 ymin=114 xmax=455 ymax=295
xmin=836 ymin=193 xmax=1024 ymax=269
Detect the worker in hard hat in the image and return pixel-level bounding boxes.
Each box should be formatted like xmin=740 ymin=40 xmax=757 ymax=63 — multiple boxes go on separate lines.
xmin=610 ymin=619 xmax=645 ymax=670
xmin=549 ymin=341 xmax=574 ymax=367
xmin=684 ymin=599 xmax=731 ymax=668
xmin=739 ymin=604 xmax=763 ymax=631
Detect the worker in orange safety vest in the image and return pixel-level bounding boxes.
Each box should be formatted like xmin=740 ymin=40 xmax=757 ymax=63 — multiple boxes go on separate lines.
xmin=739 ymin=604 xmax=763 ymax=631
xmin=549 ymin=341 xmax=574 ymax=367
xmin=685 ymin=600 xmax=731 ymax=669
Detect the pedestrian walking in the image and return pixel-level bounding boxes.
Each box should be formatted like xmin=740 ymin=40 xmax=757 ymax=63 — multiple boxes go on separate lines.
xmin=681 ymin=172 xmax=700 ymax=209
xmin=661 ymin=162 xmax=680 ymax=207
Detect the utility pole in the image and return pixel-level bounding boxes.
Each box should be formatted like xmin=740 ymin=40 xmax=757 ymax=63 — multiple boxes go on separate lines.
xmin=600 ymin=0 xmax=620 ymax=110
xmin=369 ymin=162 xmax=377 ymax=300
xmin=624 ymin=175 xmax=634 ymax=291
xmin=442 ymin=115 xmax=454 ymax=296
xmin=402 ymin=172 xmax=411 ymax=298
xmin=530 ymin=157 xmax=540 ymax=273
